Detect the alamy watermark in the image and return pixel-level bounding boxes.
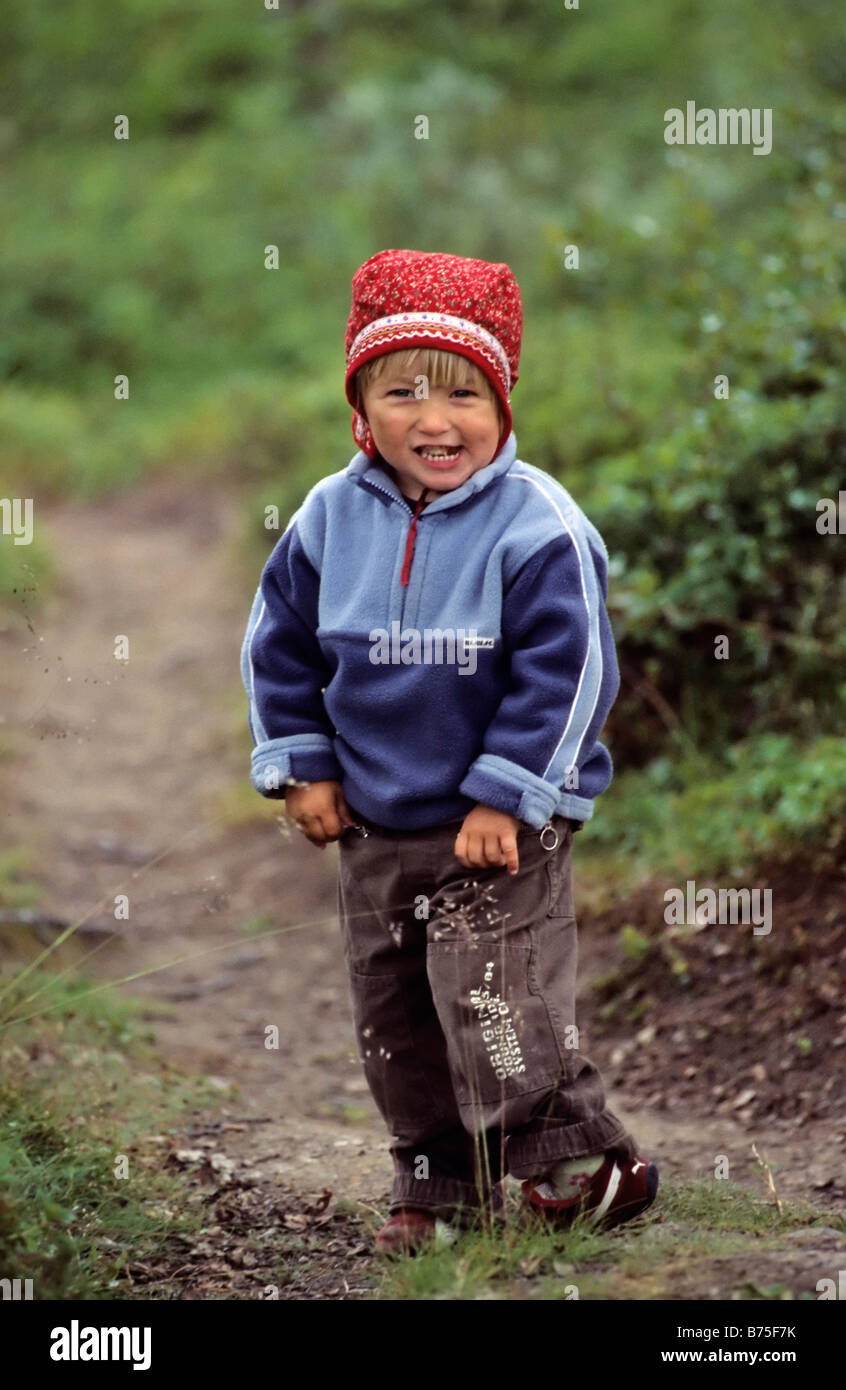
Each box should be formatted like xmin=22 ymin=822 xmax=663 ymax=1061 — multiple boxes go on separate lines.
xmin=0 ymin=497 xmax=34 ymax=545
xmin=816 ymin=491 xmax=846 ymax=533
xmin=369 ymin=622 xmax=494 ymax=675
xmin=664 ymin=103 xmax=772 ymax=156
xmin=664 ymin=879 xmax=772 ymax=935
xmin=50 ymin=1320 xmax=151 ymax=1370
xmin=1 ymin=1277 xmax=33 ymax=1300
xmin=817 ymin=1270 xmax=846 ymax=1299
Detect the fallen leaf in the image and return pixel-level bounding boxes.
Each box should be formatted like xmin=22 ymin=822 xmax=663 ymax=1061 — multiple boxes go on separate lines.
xmin=304 ymin=1188 xmax=333 ymax=1216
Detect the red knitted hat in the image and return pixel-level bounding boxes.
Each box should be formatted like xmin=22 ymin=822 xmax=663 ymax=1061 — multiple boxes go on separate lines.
xmin=344 ymin=248 xmax=522 ymax=458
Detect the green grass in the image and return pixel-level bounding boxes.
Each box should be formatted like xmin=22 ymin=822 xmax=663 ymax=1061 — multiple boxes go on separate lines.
xmin=371 ymin=1198 xmax=608 ymax=1301
xmin=370 ymin=1178 xmax=846 ymax=1301
xmin=0 ymin=967 xmax=215 ymax=1299
xmin=0 ymin=849 xmax=44 ymax=912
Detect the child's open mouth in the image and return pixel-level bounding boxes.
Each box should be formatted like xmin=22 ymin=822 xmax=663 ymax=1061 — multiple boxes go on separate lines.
xmin=414 ymin=445 xmax=465 ymax=467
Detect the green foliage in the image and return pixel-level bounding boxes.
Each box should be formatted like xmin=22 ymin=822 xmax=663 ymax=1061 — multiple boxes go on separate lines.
xmin=619 ymin=924 xmax=653 ymax=963
xmin=583 ymin=223 xmax=846 ymax=757
xmin=583 ymin=732 xmax=846 ymax=879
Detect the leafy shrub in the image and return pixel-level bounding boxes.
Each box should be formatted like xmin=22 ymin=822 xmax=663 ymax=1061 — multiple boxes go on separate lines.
xmin=584 ymin=733 xmax=846 ymax=878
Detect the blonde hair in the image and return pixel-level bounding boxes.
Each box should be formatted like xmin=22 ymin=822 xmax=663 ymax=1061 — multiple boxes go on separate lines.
xmin=352 ymin=347 xmax=504 ymax=427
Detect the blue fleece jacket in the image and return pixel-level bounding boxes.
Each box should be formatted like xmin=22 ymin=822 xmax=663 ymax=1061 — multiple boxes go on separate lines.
xmin=240 ymin=432 xmax=620 ymax=831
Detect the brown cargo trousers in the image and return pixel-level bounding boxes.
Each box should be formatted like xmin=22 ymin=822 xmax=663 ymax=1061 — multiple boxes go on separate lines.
xmin=337 ymin=807 xmax=638 ymax=1222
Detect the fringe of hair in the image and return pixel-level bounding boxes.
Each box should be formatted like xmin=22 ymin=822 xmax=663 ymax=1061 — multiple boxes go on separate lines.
xmin=352 ymin=348 xmax=501 ymax=415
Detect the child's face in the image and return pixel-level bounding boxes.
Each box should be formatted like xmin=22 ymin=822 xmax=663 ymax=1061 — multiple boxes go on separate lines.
xmin=359 ymin=356 xmax=503 ymax=498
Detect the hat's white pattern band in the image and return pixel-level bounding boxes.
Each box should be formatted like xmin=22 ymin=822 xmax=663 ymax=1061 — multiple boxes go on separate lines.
xmin=347 ymin=311 xmax=511 ymax=393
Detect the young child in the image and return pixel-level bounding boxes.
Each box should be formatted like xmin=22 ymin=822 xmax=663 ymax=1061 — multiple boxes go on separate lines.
xmin=241 ymin=248 xmax=658 ymax=1253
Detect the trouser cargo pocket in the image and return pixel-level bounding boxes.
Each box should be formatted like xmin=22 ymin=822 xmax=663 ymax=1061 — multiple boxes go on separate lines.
xmin=424 ymin=818 xmax=579 ymax=1125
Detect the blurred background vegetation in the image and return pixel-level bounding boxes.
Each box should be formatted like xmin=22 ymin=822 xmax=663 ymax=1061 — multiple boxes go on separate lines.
xmin=2 ymin=0 xmax=845 ymax=874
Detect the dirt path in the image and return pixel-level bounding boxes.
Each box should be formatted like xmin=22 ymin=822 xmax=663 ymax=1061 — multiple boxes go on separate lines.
xmin=1 ymin=479 xmax=843 ymax=1299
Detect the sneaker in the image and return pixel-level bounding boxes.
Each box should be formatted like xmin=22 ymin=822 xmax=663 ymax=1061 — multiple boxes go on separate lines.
xmin=374 ymin=1208 xmax=458 ymax=1255
xmin=522 ymin=1154 xmax=659 ymax=1230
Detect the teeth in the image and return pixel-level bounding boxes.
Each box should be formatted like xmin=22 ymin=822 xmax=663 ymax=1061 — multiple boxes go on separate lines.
xmin=418 ymin=447 xmax=460 ymax=458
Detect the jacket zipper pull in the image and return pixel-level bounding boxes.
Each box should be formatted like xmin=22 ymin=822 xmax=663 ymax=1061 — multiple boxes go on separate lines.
xmin=400 ymin=492 xmax=429 ymax=587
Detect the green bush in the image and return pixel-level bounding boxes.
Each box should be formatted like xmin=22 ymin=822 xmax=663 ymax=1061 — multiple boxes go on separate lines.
xmin=583 ymin=733 xmax=846 ymax=878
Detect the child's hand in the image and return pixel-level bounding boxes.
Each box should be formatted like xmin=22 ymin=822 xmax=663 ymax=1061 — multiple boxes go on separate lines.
xmin=286 ymin=781 xmax=355 ymax=849
xmin=454 ymin=805 xmax=522 ymax=875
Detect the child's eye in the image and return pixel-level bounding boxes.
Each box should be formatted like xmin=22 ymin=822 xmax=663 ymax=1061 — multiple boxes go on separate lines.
xmin=386 ymin=388 xmax=413 ymax=397
xmin=451 ymin=389 xmax=476 ymax=398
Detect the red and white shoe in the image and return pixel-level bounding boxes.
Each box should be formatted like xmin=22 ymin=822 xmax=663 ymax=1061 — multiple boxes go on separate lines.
xmin=522 ymin=1154 xmax=659 ymax=1229
xmin=374 ymin=1208 xmax=458 ymax=1255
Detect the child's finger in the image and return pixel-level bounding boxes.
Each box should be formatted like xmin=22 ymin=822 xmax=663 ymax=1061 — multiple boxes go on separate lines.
xmin=464 ymin=832 xmax=484 ymax=867
xmin=483 ymin=833 xmax=507 ymax=866
xmin=299 ymin=812 xmax=329 ymax=848
xmin=502 ymin=837 xmax=520 ymax=875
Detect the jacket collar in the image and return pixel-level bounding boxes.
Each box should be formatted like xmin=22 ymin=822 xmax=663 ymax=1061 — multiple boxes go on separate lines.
xmin=345 ymin=432 xmax=518 ymax=513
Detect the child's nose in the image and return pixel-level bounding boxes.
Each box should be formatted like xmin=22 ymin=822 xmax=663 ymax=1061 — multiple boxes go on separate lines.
xmin=416 ymin=401 xmax=452 ymax=433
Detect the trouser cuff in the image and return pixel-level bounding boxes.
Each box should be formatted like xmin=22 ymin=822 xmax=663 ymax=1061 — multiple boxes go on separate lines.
xmin=389 ymin=1174 xmax=506 ymax=1224
xmin=506 ymin=1112 xmax=637 ymax=1179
